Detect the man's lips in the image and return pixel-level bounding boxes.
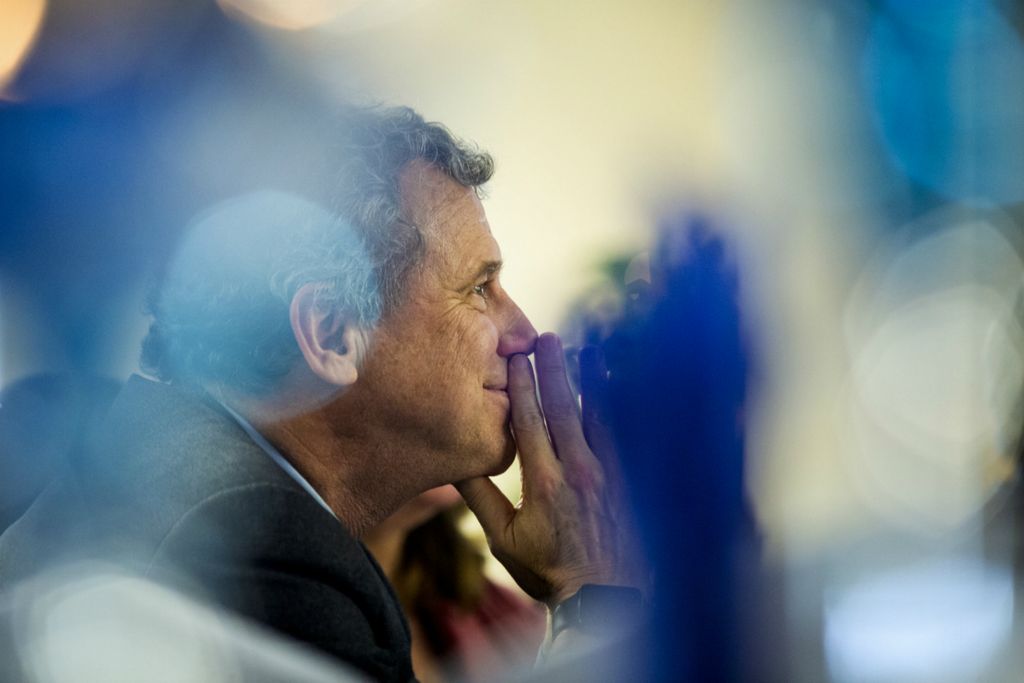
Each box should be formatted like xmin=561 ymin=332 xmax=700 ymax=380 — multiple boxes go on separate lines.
xmin=485 ymin=385 xmax=509 ymax=404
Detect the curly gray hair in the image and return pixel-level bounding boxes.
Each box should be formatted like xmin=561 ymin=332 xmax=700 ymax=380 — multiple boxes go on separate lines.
xmin=141 ymin=106 xmax=494 ymax=393
xmin=333 ymin=106 xmax=494 ymax=313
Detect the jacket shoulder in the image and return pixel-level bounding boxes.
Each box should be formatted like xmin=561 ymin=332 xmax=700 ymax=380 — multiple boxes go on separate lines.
xmin=150 ymin=481 xmax=413 ymax=681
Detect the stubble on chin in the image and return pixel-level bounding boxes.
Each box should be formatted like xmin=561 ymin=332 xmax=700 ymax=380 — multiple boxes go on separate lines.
xmin=482 ymin=425 xmax=517 ymax=477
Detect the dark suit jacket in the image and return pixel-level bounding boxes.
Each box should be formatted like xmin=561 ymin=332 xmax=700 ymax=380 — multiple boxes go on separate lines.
xmin=0 ymin=375 xmax=414 ymax=682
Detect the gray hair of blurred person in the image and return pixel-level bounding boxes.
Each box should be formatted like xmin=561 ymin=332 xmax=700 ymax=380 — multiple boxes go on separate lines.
xmin=141 ymin=106 xmax=494 ymax=395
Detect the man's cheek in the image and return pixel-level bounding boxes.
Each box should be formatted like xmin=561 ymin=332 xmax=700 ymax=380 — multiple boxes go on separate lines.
xmin=483 ymin=316 xmax=501 ymax=345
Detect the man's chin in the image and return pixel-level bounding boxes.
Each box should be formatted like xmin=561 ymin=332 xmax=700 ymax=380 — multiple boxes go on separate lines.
xmin=482 ymin=437 xmax=517 ymax=477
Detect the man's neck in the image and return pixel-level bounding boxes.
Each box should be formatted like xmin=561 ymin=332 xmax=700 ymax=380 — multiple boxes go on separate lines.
xmin=257 ymin=416 xmax=382 ymax=536
xmin=214 ymin=387 xmax=417 ymax=538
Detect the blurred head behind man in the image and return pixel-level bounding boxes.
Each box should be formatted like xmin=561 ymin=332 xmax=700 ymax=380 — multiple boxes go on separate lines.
xmin=140 ymin=106 xmax=537 ymax=534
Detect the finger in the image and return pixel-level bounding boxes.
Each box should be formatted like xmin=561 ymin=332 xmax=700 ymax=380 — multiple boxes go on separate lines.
xmin=579 ymin=346 xmax=631 ymax=520
xmin=579 ymin=345 xmax=616 ymax=462
xmin=534 ymin=333 xmax=590 ymax=465
xmin=456 ymin=477 xmax=514 ymax=541
xmin=507 ymin=353 xmax=555 ymax=479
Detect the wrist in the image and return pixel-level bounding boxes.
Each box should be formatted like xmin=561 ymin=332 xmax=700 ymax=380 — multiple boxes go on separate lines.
xmin=546 ymin=567 xmax=617 ymax=609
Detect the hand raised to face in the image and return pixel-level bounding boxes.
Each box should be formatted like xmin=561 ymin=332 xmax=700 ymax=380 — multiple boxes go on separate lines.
xmin=456 ymin=332 xmax=641 ymax=608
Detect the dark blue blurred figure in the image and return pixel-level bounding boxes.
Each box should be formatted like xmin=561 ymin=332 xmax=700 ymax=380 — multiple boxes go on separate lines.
xmin=576 ymin=214 xmax=764 ymax=682
xmin=0 ymin=1 xmax=344 ymax=384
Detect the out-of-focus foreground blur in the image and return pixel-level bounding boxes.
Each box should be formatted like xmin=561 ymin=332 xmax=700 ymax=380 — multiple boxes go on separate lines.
xmin=2 ymin=1 xmax=1024 ymax=681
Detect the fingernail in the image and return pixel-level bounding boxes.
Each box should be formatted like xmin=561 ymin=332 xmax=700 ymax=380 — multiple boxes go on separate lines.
xmin=511 ymin=354 xmax=529 ymax=369
xmin=539 ymin=333 xmax=561 ymax=352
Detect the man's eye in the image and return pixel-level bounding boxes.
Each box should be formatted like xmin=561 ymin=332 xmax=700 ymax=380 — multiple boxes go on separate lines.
xmin=472 ymin=283 xmax=488 ymax=298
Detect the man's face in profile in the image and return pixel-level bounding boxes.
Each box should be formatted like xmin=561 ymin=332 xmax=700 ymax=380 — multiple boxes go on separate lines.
xmin=351 ymin=161 xmax=536 ymax=485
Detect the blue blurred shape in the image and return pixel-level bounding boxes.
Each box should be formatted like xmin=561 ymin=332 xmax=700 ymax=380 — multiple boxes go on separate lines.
xmin=603 ymin=213 xmax=755 ymax=681
xmin=864 ymin=0 xmax=1024 ymax=205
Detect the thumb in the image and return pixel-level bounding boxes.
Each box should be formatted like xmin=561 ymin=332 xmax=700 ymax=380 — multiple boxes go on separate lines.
xmin=456 ymin=476 xmax=515 ymax=540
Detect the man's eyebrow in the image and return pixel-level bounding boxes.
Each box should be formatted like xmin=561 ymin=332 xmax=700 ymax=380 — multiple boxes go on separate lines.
xmin=462 ymin=260 xmax=503 ymax=286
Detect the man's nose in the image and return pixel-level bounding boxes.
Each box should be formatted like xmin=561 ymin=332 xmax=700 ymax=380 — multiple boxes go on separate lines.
xmin=497 ymin=299 xmax=537 ymax=357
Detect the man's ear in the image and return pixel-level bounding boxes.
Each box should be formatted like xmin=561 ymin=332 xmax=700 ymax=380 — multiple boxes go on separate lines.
xmin=290 ymin=283 xmax=366 ymax=388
